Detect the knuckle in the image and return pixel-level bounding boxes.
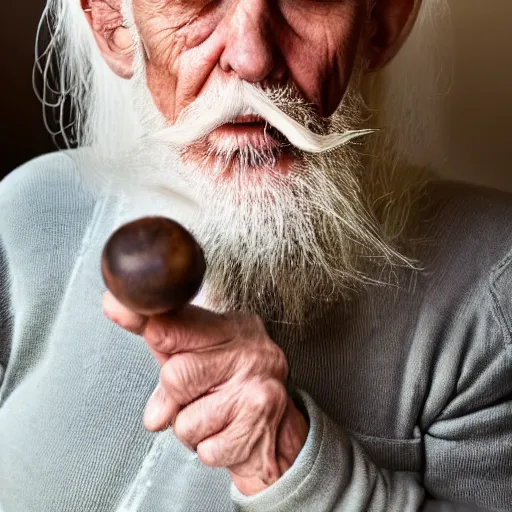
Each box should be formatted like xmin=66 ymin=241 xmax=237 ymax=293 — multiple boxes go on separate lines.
xmin=197 ymin=443 xmax=218 ymax=467
xmin=268 ymin=378 xmax=288 ymax=407
xmin=249 ymin=384 xmax=269 ymax=412
xmin=257 ymin=339 xmax=288 ymax=381
xmin=250 ymin=379 xmax=288 ymax=416
xmin=230 ymin=313 xmax=289 ymax=382
xmin=173 ymin=414 xmax=194 ymax=444
xmin=249 ymin=380 xmax=279 ymax=413
xmin=160 ymin=354 xmax=200 ymax=405
xmin=271 ymin=344 xmax=289 ymax=380
xmin=144 ymin=320 xmax=175 ymax=353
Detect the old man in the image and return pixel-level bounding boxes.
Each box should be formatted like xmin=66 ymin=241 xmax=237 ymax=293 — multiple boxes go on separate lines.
xmin=0 ymin=0 xmax=510 ymax=510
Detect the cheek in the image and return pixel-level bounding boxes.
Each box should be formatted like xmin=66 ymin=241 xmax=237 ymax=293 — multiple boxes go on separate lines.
xmin=134 ymin=1 xmax=365 ymax=122
xmin=280 ymin=6 xmax=364 ymax=117
xmin=321 ymin=25 xmax=364 ymax=117
xmin=145 ymin=57 xmax=179 ymax=122
xmin=134 ymin=4 xmax=202 ymax=122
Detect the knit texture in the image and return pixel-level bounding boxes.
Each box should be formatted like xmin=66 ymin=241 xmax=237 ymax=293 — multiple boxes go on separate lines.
xmin=0 ymin=152 xmax=511 ymax=511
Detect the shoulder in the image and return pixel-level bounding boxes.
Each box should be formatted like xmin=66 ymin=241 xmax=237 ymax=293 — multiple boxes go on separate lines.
xmin=419 ymin=181 xmax=512 ymax=349
xmin=413 ymin=183 xmax=512 ymax=431
xmin=0 ymin=150 xmax=97 ymax=216
xmin=426 ymin=180 xmax=512 ymax=261
xmin=0 ymin=150 xmax=103 ymax=272
xmin=0 ymin=150 xmax=100 ymax=241
xmin=423 ymin=181 xmax=512 ymax=292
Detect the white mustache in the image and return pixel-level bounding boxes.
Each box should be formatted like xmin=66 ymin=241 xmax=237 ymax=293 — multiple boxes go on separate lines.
xmin=150 ymin=81 xmax=375 ymax=154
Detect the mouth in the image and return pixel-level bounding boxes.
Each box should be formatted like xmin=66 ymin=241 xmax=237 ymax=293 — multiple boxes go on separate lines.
xmin=208 ymin=115 xmax=290 ymax=150
xmin=179 ymin=115 xmax=296 ymax=177
xmin=231 ymin=114 xmax=268 ymax=125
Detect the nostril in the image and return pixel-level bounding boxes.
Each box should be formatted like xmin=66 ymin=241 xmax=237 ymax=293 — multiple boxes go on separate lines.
xmin=220 ymin=57 xmax=233 ymax=74
xmin=219 ymin=19 xmax=277 ymax=82
xmin=231 ymin=47 xmax=275 ymax=83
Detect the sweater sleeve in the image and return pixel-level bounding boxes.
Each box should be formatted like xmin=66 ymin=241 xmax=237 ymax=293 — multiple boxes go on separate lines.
xmin=421 ymin=252 xmax=512 ymax=510
xmin=232 ymin=381 xmax=511 ymax=512
xmin=231 ymin=265 xmax=512 ymax=511
xmin=231 ymin=391 xmax=425 ymax=511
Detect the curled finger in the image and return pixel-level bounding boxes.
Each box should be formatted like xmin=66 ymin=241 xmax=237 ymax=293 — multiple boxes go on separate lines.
xmin=143 ymin=383 xmax=181 ymax=432
xmin=173 ymin=390 xmax=237 ymax=450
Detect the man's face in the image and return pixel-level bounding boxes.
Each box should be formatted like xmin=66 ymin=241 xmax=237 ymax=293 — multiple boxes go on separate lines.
xmin=84 ymin=0 xmax=418 ymax=322
xmin=132 ymin=0 xmax=367 ymax=173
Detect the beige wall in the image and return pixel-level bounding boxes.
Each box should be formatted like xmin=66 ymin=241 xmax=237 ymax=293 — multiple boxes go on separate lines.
xmin=441 ymin=0 xmax=512 ymax=191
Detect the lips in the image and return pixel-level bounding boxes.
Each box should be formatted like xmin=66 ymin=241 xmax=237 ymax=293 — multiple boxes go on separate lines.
xmin=207 ymin=114 xmax=293 ymax=153
xmin=230 ymin=115 xmax=266 ymax=125
xmin=207 ymin=116 xmax=280 ymax=151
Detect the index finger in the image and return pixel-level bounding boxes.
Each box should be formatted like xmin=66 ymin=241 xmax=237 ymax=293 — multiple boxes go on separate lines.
xmin=103 ymin=290 xmax=237 ymax=355
xmin=143 ymin=305 xmax=237 ymax=355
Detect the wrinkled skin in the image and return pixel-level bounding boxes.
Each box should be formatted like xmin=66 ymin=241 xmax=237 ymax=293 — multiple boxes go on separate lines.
xmin=86 ymin=0 xmax=417 ymax=496
xmin=103 ymin=291 xmax=309 ymax=494
xmin=85 ymin=0 xmax=415 ymax=118
xmin=135 ymin=0 xmax=366 ymax=120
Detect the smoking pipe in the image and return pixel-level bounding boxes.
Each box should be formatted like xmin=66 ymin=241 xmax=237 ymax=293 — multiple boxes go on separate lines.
xmin=101 ymin=217 xmax=206 ymax=316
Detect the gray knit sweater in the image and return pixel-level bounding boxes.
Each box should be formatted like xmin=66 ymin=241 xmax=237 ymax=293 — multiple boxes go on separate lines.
xmin=0 ymin=152 xmax=510 ymax=512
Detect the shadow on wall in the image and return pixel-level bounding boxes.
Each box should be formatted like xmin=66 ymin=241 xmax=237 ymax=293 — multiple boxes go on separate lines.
xmin=442 ymin=0 xmax=512 ymax=192
xmin=0 ymin=1 xmax=511 ymax=189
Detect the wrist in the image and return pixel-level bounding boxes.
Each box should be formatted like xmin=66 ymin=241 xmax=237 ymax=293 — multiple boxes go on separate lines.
xmin=231 ymin=395 xmax=309 ymax=496
xmin=276 ymin=397 xmax=309 ymax=474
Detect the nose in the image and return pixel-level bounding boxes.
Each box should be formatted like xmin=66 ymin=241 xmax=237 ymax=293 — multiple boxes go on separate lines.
xmin=219 ymin=0 xmax=284 ymax=83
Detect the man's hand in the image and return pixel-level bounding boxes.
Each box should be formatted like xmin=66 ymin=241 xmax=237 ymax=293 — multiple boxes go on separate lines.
xmin=103 ymin=291 xmax=309 ymax=495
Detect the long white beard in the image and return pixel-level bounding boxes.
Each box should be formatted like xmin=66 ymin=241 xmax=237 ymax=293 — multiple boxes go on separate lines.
xmin=100 ymin=48 xmax=410 ymax=327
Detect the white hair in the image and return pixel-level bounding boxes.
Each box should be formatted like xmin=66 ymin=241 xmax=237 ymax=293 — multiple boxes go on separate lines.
xmin=35 ymin=0 xmax=451 ymax=168
xmin=35 ymin=0 xmax=138 ymax=155
xmin=34 ymin=0 xmax=452 ymax=324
